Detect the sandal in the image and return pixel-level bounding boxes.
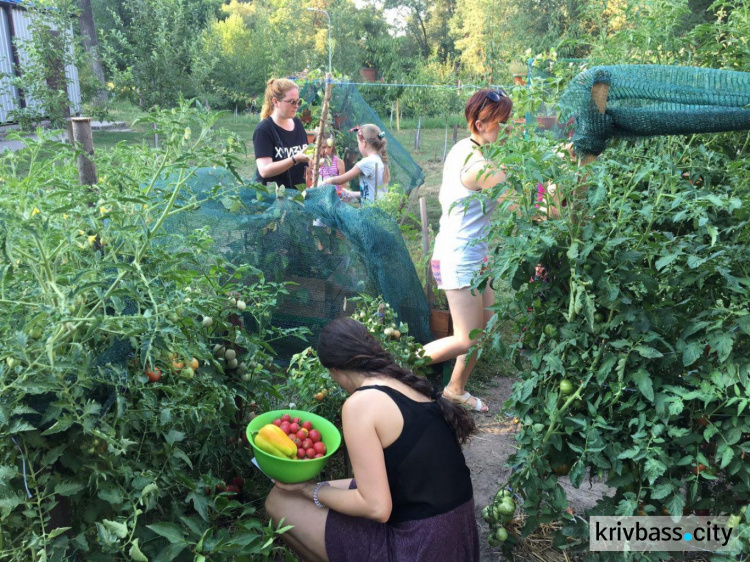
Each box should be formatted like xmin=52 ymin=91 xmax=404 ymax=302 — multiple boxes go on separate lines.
xmin=442 ymin=388 xmax=489 ymax=413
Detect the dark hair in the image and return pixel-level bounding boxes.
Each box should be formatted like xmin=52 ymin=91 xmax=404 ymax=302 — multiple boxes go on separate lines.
xmin=465 ymin=88 xmax=513 ymax=135
xmin=318 ymin=318 xmax=476 ymax=444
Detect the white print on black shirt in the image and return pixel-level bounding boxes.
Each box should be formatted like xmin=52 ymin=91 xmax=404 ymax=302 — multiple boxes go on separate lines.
xmin=274 ymin=145 xmax=307 ymax=159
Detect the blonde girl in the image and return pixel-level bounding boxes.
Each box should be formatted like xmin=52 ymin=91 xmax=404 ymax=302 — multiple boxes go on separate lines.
xmin=252 ymin=78 xmax=310 ymax=190
xmin=321 ymin=124 xmax=390 ymax=203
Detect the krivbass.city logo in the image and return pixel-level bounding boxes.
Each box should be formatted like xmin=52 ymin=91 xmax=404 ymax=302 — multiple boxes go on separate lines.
xmin=590 ymin=516 xmax=737 ymax=552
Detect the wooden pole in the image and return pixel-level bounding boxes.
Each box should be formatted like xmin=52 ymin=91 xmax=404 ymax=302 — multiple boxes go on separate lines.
xmin=572 ymin=81 xmax=610 ymax=220
xmin=578 ymin=81 xmax=609 ymax=167
xmin=311 ymin=72 xmax=333 ymax=188
xmin=420 ymin=196 xmax=434 ymax=309
xmin=442 ymin=120 xmax=448 ymax=162
xmin=395 ymin=98 xmax=400 ymax=132
xmin=71 ymin=117 xmax=97 ymax=186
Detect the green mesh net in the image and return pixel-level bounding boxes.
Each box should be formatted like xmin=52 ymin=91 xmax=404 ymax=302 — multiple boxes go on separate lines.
xmin=298 ymin=81 xmax=424 ymax=193
xmin=559 ymin=65 xmax=750 ymax=156
xmin=159 ymin=167 xmax=431 ymax=358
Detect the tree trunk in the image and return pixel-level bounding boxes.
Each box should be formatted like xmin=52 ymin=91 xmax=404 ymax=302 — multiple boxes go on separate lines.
xmin=78 ymin=0 xmax=107 ymax=105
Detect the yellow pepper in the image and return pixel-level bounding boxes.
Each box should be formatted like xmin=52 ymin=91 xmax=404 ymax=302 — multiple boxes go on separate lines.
xmin=254 ymin=424 xmax=297 ymax=459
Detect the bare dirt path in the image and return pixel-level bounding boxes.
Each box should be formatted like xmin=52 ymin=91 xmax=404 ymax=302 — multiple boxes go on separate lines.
xmin=462 ymin=376 xmax=612 ymax=561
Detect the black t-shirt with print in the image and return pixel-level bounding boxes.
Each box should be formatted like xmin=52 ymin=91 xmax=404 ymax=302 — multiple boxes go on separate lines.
xmin=252 ymin=117 xmax=308 ymax=190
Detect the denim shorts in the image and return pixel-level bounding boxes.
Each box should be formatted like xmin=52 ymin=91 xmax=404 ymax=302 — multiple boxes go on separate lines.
xmin=431 ymin=256 xmax=487 ymax=291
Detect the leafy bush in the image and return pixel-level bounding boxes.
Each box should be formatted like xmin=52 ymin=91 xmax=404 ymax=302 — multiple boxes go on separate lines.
xmin=0 ymin=105 xmax=301 ymax=560
xmin=480 ymin=132 xmax=750 ymax=557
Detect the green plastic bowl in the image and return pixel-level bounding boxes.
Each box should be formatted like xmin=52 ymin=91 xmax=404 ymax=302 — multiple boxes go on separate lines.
xmin=247 ymin=409 xmax=342 ymax=484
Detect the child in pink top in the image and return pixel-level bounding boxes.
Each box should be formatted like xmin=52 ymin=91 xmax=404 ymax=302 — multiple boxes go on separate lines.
xmin=308 ymin=132 xmax=345 ymax=194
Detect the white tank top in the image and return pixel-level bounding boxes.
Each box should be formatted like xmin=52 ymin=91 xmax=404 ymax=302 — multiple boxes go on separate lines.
xmin=433 ymin=138 xmax=499 ymax=265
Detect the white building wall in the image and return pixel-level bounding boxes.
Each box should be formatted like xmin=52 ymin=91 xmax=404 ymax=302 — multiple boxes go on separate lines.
xmin=0 ymin=8 xmax=19 ymax=123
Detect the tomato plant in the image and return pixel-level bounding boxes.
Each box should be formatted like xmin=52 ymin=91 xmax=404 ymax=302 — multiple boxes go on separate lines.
xmin=0 ymin=104 xmax=300 ymax=560
xmin=480 ymin=130 xmax=750 ymax=557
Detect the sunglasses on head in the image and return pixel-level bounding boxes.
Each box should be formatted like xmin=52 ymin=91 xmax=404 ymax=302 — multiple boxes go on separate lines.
xmin=478 ymin=87 xmax=508 ymax=114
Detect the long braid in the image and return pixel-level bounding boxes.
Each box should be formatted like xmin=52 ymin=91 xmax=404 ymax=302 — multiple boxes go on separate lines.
xmin=319 ymin=318 xmax=475 ymax=443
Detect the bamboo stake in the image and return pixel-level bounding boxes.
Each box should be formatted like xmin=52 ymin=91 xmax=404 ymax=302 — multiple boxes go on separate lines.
xmin=311 ymin=72 xmax=333 ymax=188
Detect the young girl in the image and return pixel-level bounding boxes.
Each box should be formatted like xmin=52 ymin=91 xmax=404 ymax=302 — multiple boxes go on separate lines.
xmin=321 ymin=124 xmax=390 ymax=203
xmin=308 ymin=132 xmax=346 ymax=190
xmin=265 ymin=318 xmax=480 ymax=562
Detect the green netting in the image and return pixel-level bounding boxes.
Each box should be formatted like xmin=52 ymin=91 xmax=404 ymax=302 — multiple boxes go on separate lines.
xmin=559 ymin=65 xmax=750 ymax=156
xmin=159 ymin=167 xmax=431 ymax=359
xmin=298 ymin=81 xmax=424 ymax=193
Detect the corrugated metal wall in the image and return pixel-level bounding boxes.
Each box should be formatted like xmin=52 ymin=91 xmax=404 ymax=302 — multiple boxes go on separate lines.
xmin=0 ymin=8 xmax=19 ymax=123
xmin=3 ymin=4 xmax=82 ymax=123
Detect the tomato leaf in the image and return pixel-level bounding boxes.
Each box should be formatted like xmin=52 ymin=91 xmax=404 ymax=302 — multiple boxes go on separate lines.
xmin=146 ymin=522 xmax=186 ymax=544
xmin=631 ymin=369 xmax=654 ymax=402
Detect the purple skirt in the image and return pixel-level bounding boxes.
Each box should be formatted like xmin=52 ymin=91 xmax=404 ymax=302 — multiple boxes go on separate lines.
xmin=325 ymin=481 xmax=479 ymax=562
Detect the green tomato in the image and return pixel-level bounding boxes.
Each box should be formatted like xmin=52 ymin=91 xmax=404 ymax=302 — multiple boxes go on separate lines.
xmin=495 ymin=489 xmax=512 ymax=503
xmin=496 ymin=499 xmax=516 ymax=517
xmin=487 ymin=534 xmax=500 ymax=547
xmin=560 ymin=379 xmax=575 ymax=396
xmin=496 ymin=527 xmax=509 ymax=542
xmin=594 ymin=312 xmax=605 ymax=323
xmin=544 ymin=324 xmax=558 ymax=337
xmin=482 ymin=505 xmax=496 ymax=524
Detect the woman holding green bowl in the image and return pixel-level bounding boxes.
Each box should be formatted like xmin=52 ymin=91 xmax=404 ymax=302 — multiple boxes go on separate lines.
xmin=265 ymin=318 xmax=480 ymax=561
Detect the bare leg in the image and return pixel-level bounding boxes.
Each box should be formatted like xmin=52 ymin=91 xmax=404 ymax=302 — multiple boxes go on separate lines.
xmin=423 ymin=287 xmax=494 ymax=409
xmin=264 ymin=479 xmax=352 ymax=562
xmin=265 ymin=486 xmax=330 ymax=562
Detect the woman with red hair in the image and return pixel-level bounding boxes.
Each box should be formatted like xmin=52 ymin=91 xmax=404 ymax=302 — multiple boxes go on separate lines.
xmin=423 ymin=88 xmax=515 ymax=413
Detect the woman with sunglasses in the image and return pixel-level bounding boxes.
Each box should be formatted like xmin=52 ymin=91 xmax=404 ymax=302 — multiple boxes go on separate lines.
xmin=423 ymin=88 xmax=515 ymax=413
xmin=253 ymin=78 xmax=311 ymax=190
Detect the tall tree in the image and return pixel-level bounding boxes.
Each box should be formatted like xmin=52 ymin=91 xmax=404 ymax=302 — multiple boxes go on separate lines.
xmin=78 ymin=0 xmax=107 ymax=103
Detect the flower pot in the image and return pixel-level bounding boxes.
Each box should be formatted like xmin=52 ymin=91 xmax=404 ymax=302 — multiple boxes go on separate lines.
xmin=536 ymin=116 xmax=557 ymax=130
xmin=306 ymin=131 xmax=316 ymax=144
xmin=359 ymin=68 xmax=377 ymax=82
xmin=429 ymin=309 xmax=453 ymax=339
xmin=513 ymin=74 xmax=526 ymax=86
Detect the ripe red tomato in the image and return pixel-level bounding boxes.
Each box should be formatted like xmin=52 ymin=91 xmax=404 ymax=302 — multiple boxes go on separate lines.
xmin=291 ymin=417 xmax=301 ymax=425
xmin=313 ymin=441 xmax=326 ymax=455
xmin=296 ymin=428 xmax=308 ymax=440
xmin=305 ymin=448 xmax=316 ymax=458
xmin=273 ymin=419 xmax=282 ymax=427
xmin=289 ymin=422 xmax=300 ymax=434
xmin=308 ymin=429 xmax=322 ymax=443
xmin=281 ymin=414 xmax=292 ymax=423
xmin=302 ymin=438 xmax=313 ymax=450
xmin=692 ymin=463 xmax=707 ymax=475
xmin=314 ymin=454 xmax=324 ymax=458
xmin=297 ymin=448 xmax=305 ymax=459
xmin=146 ymin=368 xmax=162 ymax=382
xmin=232 ymin=476 xmax=244 ymax=489
xmin=293 ymin=438 xmax=302 ymax=447
xmin=226 ymin=484 xmax=240 ymax=495
xmin=216 ymin=481 xmax=227 ymax=492
xmin=280 ymin=421 xmax=291 ymax=434
xmin=302 ymin=421 xmax=313 ymax=431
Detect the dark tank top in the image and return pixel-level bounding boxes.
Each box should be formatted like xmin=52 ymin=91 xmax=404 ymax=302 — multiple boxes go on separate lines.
xmin=352 ymin=385 xmax=473 ymax=524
